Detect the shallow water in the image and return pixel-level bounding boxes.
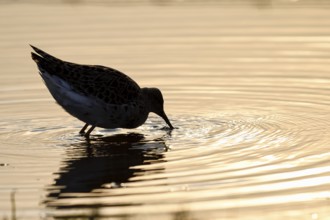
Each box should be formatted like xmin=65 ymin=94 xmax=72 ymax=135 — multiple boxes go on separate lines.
xmin=1 ymin=1 xmax=330 ymax=219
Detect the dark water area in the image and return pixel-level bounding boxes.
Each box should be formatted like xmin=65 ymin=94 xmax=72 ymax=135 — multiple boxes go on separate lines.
xmin=1 ymin=1 xmax=330 ymax=219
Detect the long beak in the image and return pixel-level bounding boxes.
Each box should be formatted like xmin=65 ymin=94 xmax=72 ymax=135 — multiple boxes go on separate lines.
xmin=159 ymin=111 xmax=174 ymax=129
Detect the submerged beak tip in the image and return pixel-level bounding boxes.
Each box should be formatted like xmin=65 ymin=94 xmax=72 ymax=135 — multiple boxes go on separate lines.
xmin=160 ymin=111 xmax=174 ymax=130
xmin=167 ymin=123 xmax=174 ymax=130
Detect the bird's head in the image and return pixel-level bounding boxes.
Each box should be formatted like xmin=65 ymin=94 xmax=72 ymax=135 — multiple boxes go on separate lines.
xmin=142 ymin=87 xmax=174 ymax=129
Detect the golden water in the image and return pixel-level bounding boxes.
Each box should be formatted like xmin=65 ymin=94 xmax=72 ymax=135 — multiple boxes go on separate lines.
xmin=1 ymin=1 xmax=330 ymax=219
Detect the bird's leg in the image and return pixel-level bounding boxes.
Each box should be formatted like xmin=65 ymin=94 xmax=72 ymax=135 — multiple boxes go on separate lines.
xmin=79 ymin=123 xmax=89 ymax=135
xmin=84 ymin=125 xmax=96 ymax=139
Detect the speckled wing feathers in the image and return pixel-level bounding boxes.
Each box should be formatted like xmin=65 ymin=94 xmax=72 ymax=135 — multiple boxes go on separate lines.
xmin=31 ymin=46 xmax=141 ymax=105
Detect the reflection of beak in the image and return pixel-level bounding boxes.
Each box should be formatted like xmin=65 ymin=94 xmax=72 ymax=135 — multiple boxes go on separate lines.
xmin=159 ymin=111 xmax=174 ymax=129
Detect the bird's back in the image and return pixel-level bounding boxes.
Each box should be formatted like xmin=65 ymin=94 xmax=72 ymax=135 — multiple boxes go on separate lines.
xmin=31 ymin=46 xmax=141 ymax=105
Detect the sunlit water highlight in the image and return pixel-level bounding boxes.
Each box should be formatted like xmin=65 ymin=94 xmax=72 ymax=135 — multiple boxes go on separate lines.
xmin=1 ymin=1 xmax=330 ymax=219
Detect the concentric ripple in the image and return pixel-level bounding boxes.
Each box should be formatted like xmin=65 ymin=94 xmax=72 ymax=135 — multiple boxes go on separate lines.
xmin=35 ymin=111 xmax=330 ymax=219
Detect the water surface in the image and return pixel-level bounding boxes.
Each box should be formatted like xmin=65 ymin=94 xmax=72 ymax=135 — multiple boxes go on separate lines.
xmin=1 ymin=1 xmax=330 ymax=219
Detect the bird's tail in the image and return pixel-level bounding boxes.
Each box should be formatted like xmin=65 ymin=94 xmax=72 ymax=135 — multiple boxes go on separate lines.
xmin=30 ymin=44 xmax=63 ymax=67
xmin=30 ymin=45 xmax=64 ymax=76
xmin=30 ymin=45 xmax=56 ymax=60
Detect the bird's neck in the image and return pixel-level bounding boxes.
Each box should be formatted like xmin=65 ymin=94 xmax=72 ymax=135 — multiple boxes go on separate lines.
xmin=141 ymin=88 xmax=153 ymax=112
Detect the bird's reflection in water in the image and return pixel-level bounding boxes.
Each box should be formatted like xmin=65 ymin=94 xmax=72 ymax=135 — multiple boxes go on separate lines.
xmin=45 ymin=133 xmax=167 ymax=211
